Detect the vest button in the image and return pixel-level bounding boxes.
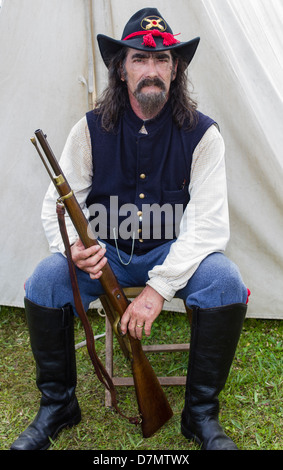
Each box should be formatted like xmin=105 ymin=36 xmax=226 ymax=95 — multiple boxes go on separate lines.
xmin=139 ymin=239 xmax=144 ymax=243
xmin=140 ymin=173 xmax=146 ymax=179
xmin=139 ymin=193 xmax=145 ymax=199
xmin=137 ymin=210 xmax=143 ymax=217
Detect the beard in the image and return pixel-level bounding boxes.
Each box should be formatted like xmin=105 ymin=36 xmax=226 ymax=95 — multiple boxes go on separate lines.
xmin=133 ymin=77 xmax=167 ymax=119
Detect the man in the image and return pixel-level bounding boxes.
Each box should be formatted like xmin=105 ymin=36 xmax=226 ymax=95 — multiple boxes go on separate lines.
xmin=11 ymin=8 xmax=249 ymax=450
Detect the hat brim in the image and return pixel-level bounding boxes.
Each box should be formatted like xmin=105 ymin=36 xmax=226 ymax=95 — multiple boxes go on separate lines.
xmin=97 ymin=34 xmax=200 ymax=68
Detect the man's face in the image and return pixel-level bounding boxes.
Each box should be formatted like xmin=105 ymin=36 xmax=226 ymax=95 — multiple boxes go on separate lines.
xmin=121 ymin=48 xmax=177 ymax=119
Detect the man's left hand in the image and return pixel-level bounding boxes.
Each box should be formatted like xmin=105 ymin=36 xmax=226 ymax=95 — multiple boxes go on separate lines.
xmin=120 ymin=285 xmax=165 ymax=340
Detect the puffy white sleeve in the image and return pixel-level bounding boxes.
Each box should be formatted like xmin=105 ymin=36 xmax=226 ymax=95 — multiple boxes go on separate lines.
xmin=41 ymin=116 xmax=93 ymax=254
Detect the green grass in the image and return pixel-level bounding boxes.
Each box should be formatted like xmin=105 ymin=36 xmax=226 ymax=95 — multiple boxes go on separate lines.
xmin=0 ymin=306 xmax=282 ymax=450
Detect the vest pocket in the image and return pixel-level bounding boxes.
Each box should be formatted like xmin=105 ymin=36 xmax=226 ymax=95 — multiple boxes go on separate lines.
xmin=162 ymin=188 xmax=190 ymax=205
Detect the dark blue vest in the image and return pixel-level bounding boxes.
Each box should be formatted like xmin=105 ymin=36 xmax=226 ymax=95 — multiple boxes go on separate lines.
xmin=86 ymin=101 xmax=215 ymax=255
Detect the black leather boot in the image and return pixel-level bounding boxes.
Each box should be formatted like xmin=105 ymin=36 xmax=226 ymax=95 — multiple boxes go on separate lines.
xmin=10 ymin=298 xmax=81 ymax=450
xmin=181 ymin=303 xmax=247 ymax=450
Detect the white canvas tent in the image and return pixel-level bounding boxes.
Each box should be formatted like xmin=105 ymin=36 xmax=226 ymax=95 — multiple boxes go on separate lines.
xmin=0 ymin=0 xmax=282 ymax=319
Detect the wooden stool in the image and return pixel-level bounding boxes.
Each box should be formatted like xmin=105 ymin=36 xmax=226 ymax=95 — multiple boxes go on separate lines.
xmin=99 ymin=287 xmax=192 ymax=406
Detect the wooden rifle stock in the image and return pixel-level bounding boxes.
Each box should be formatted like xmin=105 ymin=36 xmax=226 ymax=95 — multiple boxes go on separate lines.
xmin=31 ymin=129 xmax=173 ymax=438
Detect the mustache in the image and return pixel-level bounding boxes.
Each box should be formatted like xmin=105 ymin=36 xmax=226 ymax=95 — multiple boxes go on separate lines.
xmin=135 ymin=77 xmax=166 ymax=93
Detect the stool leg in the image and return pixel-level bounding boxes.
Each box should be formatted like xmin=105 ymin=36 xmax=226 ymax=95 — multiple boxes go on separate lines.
xmin=184 ymin=303 xmax=193 ymax=326
xmin=105 ymin=315 xmax=113 ymax=407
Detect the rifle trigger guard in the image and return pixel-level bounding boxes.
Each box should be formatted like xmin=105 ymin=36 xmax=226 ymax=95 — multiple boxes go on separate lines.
xmin=113 ymin=316 xmax=132 ymax=357
xmin=113 ymin=316 xmax=122 ymax=336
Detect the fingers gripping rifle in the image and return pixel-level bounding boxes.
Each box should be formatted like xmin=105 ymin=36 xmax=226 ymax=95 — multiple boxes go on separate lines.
xmin=31 ymin=129 xmax=173 ymax=438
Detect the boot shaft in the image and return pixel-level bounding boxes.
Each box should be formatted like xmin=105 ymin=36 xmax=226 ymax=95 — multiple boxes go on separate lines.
xmin=24 ymin=298 xmax=77 ymax=404
xmin=186 ymin=303 xmax=247 ymax=407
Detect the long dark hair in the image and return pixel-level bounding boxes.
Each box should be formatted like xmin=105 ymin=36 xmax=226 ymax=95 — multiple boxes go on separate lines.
xmin=94 ymin=48 xmax=198 ymax=132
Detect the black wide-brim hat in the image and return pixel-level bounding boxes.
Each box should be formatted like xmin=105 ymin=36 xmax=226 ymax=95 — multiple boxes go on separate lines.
xmin=97 ymin=7 xmax=200 ymax=68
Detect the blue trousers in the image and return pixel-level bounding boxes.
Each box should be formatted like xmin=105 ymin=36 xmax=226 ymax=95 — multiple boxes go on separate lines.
xmin=25 ymin=240 xmax=248 ymax=313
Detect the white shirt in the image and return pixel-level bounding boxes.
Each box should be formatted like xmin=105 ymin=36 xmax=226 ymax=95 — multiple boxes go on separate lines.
xmin=41 ymin=115 xmax=229 ymax=302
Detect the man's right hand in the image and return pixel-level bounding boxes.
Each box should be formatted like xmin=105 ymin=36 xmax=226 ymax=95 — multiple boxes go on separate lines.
xmin=71 ymin=239 xmax=107 ymax=279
